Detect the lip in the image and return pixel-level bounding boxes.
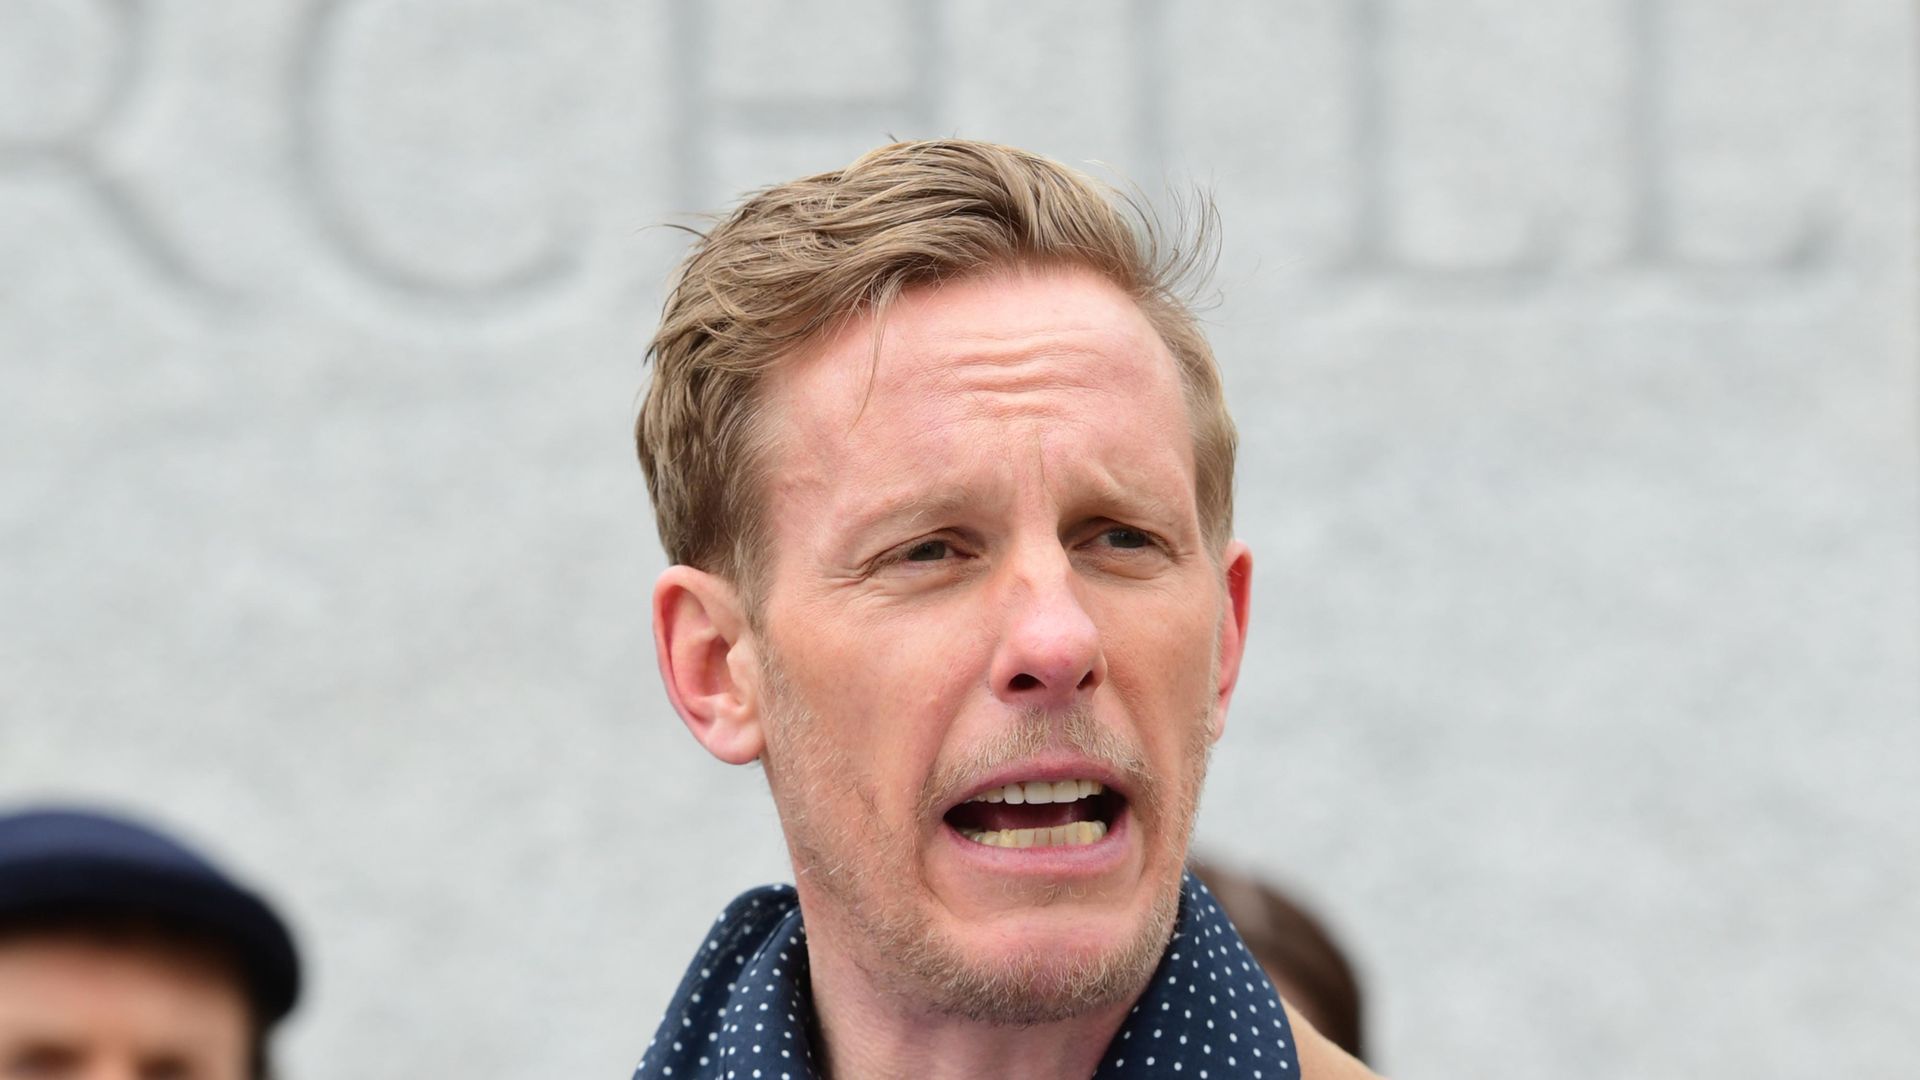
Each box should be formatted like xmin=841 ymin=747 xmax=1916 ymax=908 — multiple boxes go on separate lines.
xmin=938 ymin=802 xmax=1132 ymax=875
xmin=936 ymin=752 xmax=1134 ymax=876
xmin=941 ymin=753 xmax=1134 ymax=814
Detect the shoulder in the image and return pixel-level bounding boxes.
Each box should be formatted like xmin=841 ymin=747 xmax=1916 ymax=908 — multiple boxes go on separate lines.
xmin=1285 ymin=1001 xmax=1384 ymax=1079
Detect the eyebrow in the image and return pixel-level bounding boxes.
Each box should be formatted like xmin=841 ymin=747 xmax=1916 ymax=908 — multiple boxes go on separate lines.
xmin=836 ymin=474 xmax=1194 ymax=551
xmin=1 ymin=1039 xmax=82 ymax=1067
xmin=839 ymin=488 xmax=985 ymax=544
xmin=1067 ymin=474 xmax=1190 ymax=533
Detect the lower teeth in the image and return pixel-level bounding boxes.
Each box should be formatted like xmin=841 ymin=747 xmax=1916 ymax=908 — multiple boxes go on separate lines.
xmin=962 ymin=820 xmax=1108 ymax=848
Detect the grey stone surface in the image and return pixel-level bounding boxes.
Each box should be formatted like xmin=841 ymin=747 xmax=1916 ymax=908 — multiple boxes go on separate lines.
xmin=1 ymin=2 xmax=1913 ymax=1077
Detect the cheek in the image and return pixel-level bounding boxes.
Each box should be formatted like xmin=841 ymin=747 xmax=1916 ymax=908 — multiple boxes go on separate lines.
xmin=1100 ymin=597 xmax=1221 ymax=743
xmin=1104 ymin=578 xmax=1219 ymax=668
xmin=773 ymin=608 xmax=985 ymax=802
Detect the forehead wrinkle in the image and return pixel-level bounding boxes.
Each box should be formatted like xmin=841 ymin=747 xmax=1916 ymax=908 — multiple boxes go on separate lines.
xmin=919 ymin=335 xmax=1155 ymax=400
xmin=834 ymin=439 xmax=1008 ymax=540
xmin=1050 ymin=444 xmax=1195 ymax=535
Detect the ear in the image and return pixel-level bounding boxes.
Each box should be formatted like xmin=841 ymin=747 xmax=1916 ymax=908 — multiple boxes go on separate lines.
xmin=653 ymin=565 xmax=764 ymax=765
xmin=1208 ymin=540 xmax=1254 ymax=742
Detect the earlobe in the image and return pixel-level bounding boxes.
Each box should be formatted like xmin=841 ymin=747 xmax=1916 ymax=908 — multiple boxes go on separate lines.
xmin=1210 ymin=541 xmax=1254 ymax=741
xmin=653 ymin=566 xmax=764 ymax=765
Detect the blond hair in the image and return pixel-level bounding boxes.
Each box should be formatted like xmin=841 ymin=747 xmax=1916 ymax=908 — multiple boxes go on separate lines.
xmin=636 ymin=139 xmax=1235 ymax=603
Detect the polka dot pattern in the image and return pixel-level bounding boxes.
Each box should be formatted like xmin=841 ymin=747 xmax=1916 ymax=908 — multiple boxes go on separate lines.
xmin=1091 ymin=875 xmax=1299 ymax=1078
xmin=633 ymin=874 xmax=1298 ymax=1078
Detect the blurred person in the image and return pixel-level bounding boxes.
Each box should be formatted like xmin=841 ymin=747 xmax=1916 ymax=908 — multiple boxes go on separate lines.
xmin=0 ymin=808 xmax=300 ymax=1080
xmin=632 ymin=139 xmax=1378 ymax=1079
xmin=1190 ymin=860 xmax=1368 ymax=1064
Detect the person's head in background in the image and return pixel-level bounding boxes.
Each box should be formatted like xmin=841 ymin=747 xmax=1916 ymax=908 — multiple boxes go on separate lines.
xmin=0 ymin=808 xmax=301 ymax=1080
xmin=1190 ymin=858 xmax=1368 ymax=1062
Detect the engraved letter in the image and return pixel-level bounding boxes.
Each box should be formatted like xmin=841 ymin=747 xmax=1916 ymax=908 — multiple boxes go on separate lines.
xmin=0 ymin=1 xmax=218 ymax=293
xmin=290 ymin=0 xmax=580 ymax=306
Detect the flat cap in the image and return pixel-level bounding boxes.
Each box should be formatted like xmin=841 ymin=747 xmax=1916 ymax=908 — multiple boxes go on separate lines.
xmin=0 ymin=807 xmax=301 ymax=1023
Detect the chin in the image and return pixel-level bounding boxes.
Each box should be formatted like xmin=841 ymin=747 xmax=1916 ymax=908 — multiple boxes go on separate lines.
xmin=883 ymin=873 xmax=1183 ymax=1027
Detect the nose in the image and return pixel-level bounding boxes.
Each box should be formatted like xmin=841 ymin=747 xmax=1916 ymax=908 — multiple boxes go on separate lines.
xmin=989 ymin=549 xmax=1105 ymax=710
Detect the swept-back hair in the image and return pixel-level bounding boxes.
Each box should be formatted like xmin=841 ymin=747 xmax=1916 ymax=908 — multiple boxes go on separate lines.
xmin=637 ymin=139 xmax=1234 ymax=605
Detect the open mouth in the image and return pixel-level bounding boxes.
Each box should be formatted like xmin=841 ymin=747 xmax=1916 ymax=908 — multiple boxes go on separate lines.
xmin=941 ymin=779 xmax=1125 ymax=849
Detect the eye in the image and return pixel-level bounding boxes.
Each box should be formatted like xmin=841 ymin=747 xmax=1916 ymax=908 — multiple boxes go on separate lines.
xmin=1100 ymin=526 xmax=1152 ymax=550
xmin=5 ymin=1045 xmax=80 ymax=1078
xmin=140 ymin=1058 xmax=192 ymax=1080
xmin=903 ymin=539 xmax=952 ymax=562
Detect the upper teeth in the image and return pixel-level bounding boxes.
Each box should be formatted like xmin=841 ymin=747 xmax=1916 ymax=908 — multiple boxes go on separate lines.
xmin=964 ymin=779 xmax=1104 ymax=805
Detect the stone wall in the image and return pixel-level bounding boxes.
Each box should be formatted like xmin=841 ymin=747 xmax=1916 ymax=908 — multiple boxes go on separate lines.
xmin=2 ymin=2 xmax=1913 ymax=1076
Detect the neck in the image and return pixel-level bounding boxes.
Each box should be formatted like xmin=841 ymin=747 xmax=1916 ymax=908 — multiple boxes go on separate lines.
xmin=801 ymin=909 xmax=1139 ymax=1080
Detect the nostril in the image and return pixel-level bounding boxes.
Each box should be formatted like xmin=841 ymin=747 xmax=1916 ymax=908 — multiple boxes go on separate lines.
xmin=1009 ymin=673 xmax=1041 ymax=691
xmin=1076 ymin=669 xmax=1097 ymax=690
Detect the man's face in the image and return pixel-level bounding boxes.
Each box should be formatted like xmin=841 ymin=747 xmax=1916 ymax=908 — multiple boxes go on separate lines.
xmin=746 ymin=265 xmax=1249 ymax=1022
xmin=0 ymin=932 xmax=251 ymax=1080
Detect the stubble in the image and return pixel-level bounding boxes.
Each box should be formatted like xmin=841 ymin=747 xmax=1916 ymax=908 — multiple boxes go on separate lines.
xmin=756 ymin=648 xmax=1215 ymax=1027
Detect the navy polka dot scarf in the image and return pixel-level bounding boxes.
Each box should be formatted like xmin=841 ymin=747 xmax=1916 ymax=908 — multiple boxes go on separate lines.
xmin=634 ymin=872 xmax=1299 ymax=1079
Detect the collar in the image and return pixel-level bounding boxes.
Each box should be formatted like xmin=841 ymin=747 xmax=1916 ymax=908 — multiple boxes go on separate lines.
xmin=634 ymin=872 xmax=1300 ymax=1079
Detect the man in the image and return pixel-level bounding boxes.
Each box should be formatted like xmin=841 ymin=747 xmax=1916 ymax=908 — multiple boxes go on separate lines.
xmin=633 ymin=139 xmax=1377 ymax=1079
xmin=0 ymin=807 xmax=301 ymax=1080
